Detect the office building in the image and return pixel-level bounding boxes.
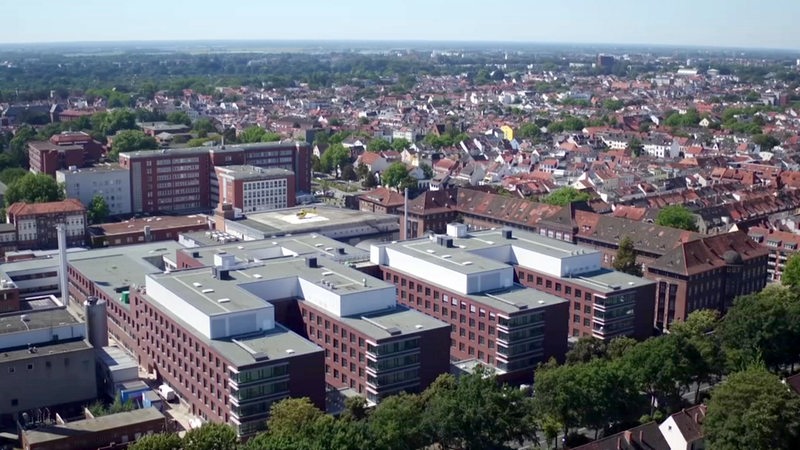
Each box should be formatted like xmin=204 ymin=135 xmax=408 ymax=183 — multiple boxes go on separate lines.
xmin=118 ymin=142 xmax=311 ymax=214
xmin=6 ymin=199 xmax=87 ymax=250
xmin=215 ymin=165 xmax=296 ymax=213
xmin=27 ymin=132 xmax=104 ymax=177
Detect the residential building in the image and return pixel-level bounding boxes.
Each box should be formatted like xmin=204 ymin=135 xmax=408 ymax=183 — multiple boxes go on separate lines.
xmin=572 ymin=422 xmax=669 ymax=450
xmin=56 ymin=164 xmax=133 ymax=216
xmin=6 ymin=199 xmax=87 ymax=250
xmin=746 ymin=227 xmax=800 ymax=283
xmin=659 ymin=405 xmax=707 ymax=450
xmin=215 ymin=165 xmax=296 ymax=213
xmin=21 ymin=408 xmax=167 ymax=450
xmin=371 ymin=226 xmax=571 ymax=382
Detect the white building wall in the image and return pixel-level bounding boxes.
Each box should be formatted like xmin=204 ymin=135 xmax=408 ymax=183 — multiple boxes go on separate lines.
xmin=146 ymin=275 xmax=212 ymax=338
xmin=511 ymin=247 xmax=601 ymax=277
xmin=0 ymin=320 xmax=85 ymax=349
xmin=379 ymin=247 xmax=470 ymax=294
xmin=659 ymin=417 xmax=689 ymax=450
xmin=56 ymin=169 xmax=132 ymax=216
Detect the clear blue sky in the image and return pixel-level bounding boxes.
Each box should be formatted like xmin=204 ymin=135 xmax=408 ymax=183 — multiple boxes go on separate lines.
xmin=3 ymin=0 xmax=799 ymax=50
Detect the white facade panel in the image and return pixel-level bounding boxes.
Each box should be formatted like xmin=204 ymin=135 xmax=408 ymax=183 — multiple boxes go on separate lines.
xmin=511 ymin=247 xmax=600 ymax=277
xmin=337 ymin=287 xmax=396 ymax=317
xmin=298 ymin=279 xmax=345 ymax=316
xmin=382 ymin=247 xmax=469 ymax=294
xmin=146 ymin=275 xmax=212 ymax=338
xmin=57 ymin=169 xmax=133 ymax=216
xmin=0 ymin=321 xmax=85 ymax=350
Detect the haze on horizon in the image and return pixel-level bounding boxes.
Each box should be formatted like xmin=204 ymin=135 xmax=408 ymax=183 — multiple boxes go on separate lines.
xmin=4 ymin=0 xmax=800 ymax=51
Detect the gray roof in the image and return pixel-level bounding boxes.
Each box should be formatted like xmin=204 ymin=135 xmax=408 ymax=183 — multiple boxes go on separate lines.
xmin=120 ymin=141 xmax=305 ymax=159
xmin=216 ymin=165 xmax=295 ymax=180
xmin=0 ymin=308 xmax=80 ymax=337
xmin=1 ymin=338 xmax=91 ymax=363
xmin=326 ymin=305 xmax=449 ymax=341
xmin=234 ymin=205 xmax=398 ymax=237
xmin=23 ymin=408 xmax=166 ymax=445
xmin=567 ymin=269 xmax=654 ymax=295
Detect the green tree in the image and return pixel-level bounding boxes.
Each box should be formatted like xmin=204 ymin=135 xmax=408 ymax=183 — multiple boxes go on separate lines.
xmin=655 ymin=205 xmax=698 ymax=231
xmin=0 ymin=167 xmax=29 ymax=186
xmin=261 ymin=131 xmax=281 ymax=142
xmin=239 ymin=126 xmax=268 ymax=144
xmin=182 ymin=423 xmax=237 ymax=450
xmin=620 ymin=335 xmax=695 ymax=414
xmin=109 ymin=130 xmax=158 ymax=160
xmin=718 ymin=285 xmax=800 ymax=372
xmin=9 ymin=126 xmax=36 ymax=167
xmin=517 ymin=122 xmax=542 ymax=140
xmin=606 ymin=336 xmax=638 ymax=359
xmin=543 ymin=187 xmax=590 ymax=206
xmin=422 ymin=368 xmax=535 ymax=450
xmin=671 ymin=310 xmax=725 ymax=402
xmin=5 ymin=173 xmax=64 ymax=206
xmin=127 ymin=432 xmax=181 ymax=450
xmin=88 ymin=195 xmax=110 ymax=224
xmin=532 ymin=360 xmax=582 ymax=438
xmin=382 ymin=162 xmax=412 ymax=189
xmin=704 ymin=366 xmax=800 ymax=450
xmin=367 ymin=138 xmax=392 ymax=152
xmin=192 ymin=117 xmax=215 ymax=138
xmin=565 ymin=337 xmax=608 ymax=365
xmin=627 ymin=136 xmax=643 ymax=157
xmin=264 ymin=397 xmax=324 ymax=441
xmin=419 ymin=162 xmax=433 ymax=179
xmin=166 ymin=111 xmax=191 ymax=126
xmin=391 ymin=138 xmax=410 ymax=151
xmin=341 ymin=164 xmax=358 ymax=181
xmin=613 ymin=236 xmax=642 ymax=276
xmin=97 ymin=109 xmax=137 ymax=136
xmin=782 ymin=253 xmax=800 ymax=288
xmin=319 ymin=144 xmax=351 ymax=176
xmin=369 ymin=393 xmax=429 ymax=450
xmin=752 ymin=133 xmax=780 ymax=150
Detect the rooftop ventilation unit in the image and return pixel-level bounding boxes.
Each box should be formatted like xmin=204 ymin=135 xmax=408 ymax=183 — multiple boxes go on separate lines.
xmin=217 ymin=298 xmax=231 ymax=303
xmin=201 ymin=288 xmax=214 ymax=294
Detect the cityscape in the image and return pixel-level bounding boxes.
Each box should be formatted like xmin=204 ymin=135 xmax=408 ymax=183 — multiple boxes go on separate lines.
xmin=1 ymin=2 xmax=800 ymax=450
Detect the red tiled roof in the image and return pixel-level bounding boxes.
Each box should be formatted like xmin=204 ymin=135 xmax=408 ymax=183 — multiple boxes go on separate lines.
xmin=7 ymin=199 xmax=85 ymax=217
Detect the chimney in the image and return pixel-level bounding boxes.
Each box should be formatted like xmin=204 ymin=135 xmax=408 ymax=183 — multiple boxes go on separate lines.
xmin=56 ymin=224 xmax=69 ymax=307
xmin=306 ymin=257 xmax=317 ymax=268
xmin=624 ymin=430 xmax=633 ymax=444
xmin=616 ymin=437 xmax=622 ymax=450
xmin=638 ymin=430 xmax=643 ymax=443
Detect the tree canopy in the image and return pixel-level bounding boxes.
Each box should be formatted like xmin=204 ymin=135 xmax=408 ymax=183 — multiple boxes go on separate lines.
xmin=543 ymin=187 xmax=590 ymax=206
xmin=88 ymin=195 xmax=110 ymax=224
xmin=4 ymin=173 xmax=64 ymax=206
xmin=782 ymin=253 xmax=800 ymax=288
xmin=319 ymin=144 xmax=350 ymax=175
xmin=613 ymin=236 xmax=642 ymax=276
xmin=655 ymin=205 xmax=698 ymax=231
xmin=705 ymin=366 xmax=800 ymax=450
xmin=381 ymin=162 xmax=413 ymax=189
xmin=109 ymin=129 xmax=158 ymax=160
xmin=238 ymin=126 xmax=281 ymax=144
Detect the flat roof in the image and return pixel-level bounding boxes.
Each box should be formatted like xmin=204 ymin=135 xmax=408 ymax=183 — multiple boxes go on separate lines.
xmin=0 ymin=308 xmax=80 ymax=337
xmin=56 ymin=164 xmax=129 ymax=175
xmin=467 ymin=284 xmax=567 ymax=314
xmin=317 ymin=304 xmax=449 ymax=341
xmin=1 ymin=338 xmax=91 ymax=363
xmin=23 ymin=408 xmax=166 ymax=445
xmin=396 ymin=238 xmax=509 ymax=276
xmin=216 ymin=165 xmax=295 ymax=180
xmin=150 ymin=255 xmax=393 ymax=317
xmin=236 ymin=205 xmax=398 ymax=236
xmin=90 ymin=214 xmax=211 ymax=236
xmin=181 ymin=234 xmax=369 ymax=265
xmin=568 ymin=268 xmax=655 ymax=295
xmin=211 ymin=324 xmax=322 ymax=367
xmin=120 ymin=141 xmax=304 ymax=159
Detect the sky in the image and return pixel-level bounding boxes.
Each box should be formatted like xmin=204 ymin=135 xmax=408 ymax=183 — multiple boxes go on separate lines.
xmin=3 ymin=0 xmax=800 ymax=50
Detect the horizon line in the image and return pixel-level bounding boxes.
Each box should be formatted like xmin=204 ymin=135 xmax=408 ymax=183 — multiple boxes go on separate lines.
xmin=0 ymin=38 xmax=797 ymax=53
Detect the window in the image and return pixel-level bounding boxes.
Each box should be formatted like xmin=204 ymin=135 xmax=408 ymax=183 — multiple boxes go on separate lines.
xmin=545 ymin=280 xmax=552 ymax=289
xmin=11 ymin=399 xmax=18 ymax=407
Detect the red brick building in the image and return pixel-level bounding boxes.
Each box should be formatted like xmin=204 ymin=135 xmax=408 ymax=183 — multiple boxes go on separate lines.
xmin=747 ymin=227 xmax=800 ymax=283
xmin=215 ymin=166 xmax=296 ymax=213
xmin=371 ymin=226 xmax=577 ymax=383
xmin=358 ymin=187 xmax=405 ymax=215
xmin=6 ymin=199 xmax=87 ymax=250
xmin=27 ymin=132 xmax=104 ymax=176
xmin=119 ymin=142 xmax=311 ymax=214
xmin=88 ymin=215 xmax=213 ymax=248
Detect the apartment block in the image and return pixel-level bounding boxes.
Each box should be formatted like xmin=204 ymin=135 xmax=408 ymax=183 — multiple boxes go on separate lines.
xmin=56 ymin=164 xmax=132 ymax=216
xmin=27 ymin=132 xmax=104 ymax=176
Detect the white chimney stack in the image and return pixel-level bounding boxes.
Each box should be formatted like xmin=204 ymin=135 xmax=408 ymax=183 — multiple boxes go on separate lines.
xmin=57 ymin=224 xmax=69 ymax=307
